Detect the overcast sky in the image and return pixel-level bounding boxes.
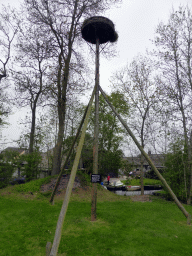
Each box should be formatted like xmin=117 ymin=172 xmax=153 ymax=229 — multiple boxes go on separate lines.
xmin=1 ymin=0 xmax=192 ymax=151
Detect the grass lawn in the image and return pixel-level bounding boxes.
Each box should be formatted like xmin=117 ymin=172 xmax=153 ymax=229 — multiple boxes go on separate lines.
xmin=121 ymin=178 xmax=162 ymax=186
xmin=0 ymin=178 xmax=192 ymax=256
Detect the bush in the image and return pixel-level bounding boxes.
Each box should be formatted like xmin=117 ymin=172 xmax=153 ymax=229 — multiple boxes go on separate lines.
xmin=14 ymin=175 xmax=54 ymax=193
xmin=145 ymin=169 xmax=164 ymax=179
xmin=21 ymin=151 xmax=42 ymax=181
xmin=76 ymin=170 xmax=91 ymax=187
xmin=0 ymin=150 xmax=21 ymax=189
xmin=0 ymin=163 xmax=14 ymax=189
xmin=163 ymin=149 xmax=188 ymax=203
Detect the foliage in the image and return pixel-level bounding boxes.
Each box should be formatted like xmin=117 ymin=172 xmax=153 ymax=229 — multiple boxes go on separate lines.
xmin=88 ymin=91 xmax=129 ymax=176
xmin=80 ymin=133 xmax=93 ymax=173
xmin=96 ymin=91 xmax=128 ymax=152
xmin=145 ymin=168 xmax=164 ymax=180
xmin=99 ymin=148 xmax=123 ymax=177
xmin=0 ymin=149 xmax=43 ymax=187
xmin=122 ymin=178 xmax=162 ymax=186
xmin=0 ymin=150 xmax=21 ymax=189
xmin=163 ymin=142 xmax=189 ymax=203
xmin=61 ymin=132 xmax=92 ymax=171
xmin=62 ymin=91 xmax=128 ymax=177
xmin=121 ymin=159 xmax=134 ymax=176
xmin=76 ymin=170 xmax=91 ymax=187
xmin=14 ymin=175 xmax=56 ymax=193
xmin=21 ymin=151 xmax=42 ymax=181
xmin=0 ymin=162 xmax=14 ymax=189
xmin=17 ymin=124 xmax=45 ymax=151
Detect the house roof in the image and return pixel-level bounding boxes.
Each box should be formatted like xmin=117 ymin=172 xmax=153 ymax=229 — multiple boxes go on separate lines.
xmin=1 ymin=147 xmax=28 ymax=155
xmin=124 ymin=152 xmax=165 ymax=168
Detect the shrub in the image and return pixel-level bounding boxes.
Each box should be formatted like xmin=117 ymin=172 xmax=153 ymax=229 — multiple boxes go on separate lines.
xmin=21 ymin=151 xmax=42 ymax=181
xmin=0 ymin=163 xmax=14 ymax=189
xmin=14 ymin=175 xmax=54 ymax=193
xmin=163 ymin=149 xmax=188 ymax=203
xmin=0 ymin=150 xmax=20 ymax=189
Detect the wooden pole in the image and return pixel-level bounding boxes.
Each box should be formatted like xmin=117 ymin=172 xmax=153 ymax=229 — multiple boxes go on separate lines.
xmin=187 ymin=130 xmax=192 ymax=205
xmin=91 ymin=38 xmax=99 ymax=221
xmin=46 ymin=242 xmax=52 ymax=256
xmin=49 ymin=99 xmax=90 ymax=204
xmin=99 ymin=85 xmax=191 ymax=225
xmin=49 ymin=86 xmax=95 ymax=256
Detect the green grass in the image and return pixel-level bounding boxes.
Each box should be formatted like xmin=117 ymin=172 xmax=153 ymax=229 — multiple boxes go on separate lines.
xmin=13 ymin=175 xmax=58 ymax=193
xmin=0 ymin=177 xmax=192 ymax=256
xmin=122 ymin=178 xmax=162 ymax=186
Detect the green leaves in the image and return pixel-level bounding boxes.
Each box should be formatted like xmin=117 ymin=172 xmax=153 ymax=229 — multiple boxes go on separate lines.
xmin=63 ymin=91 xmax=129 ymax=176
xmin=22 ymin=151 xmax=42 ymax=181
xmin=164 ymin=141 xmax=189 ymax=203
xmin=93 ymin=91 xmax=129 ymax=152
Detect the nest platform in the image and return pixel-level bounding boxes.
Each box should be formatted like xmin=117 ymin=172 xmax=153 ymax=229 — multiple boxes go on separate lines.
xmin=81 ymin=16 xmax=118 ymax=44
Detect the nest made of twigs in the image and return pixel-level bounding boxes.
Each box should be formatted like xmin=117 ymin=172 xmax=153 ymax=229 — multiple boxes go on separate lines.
xmin=81 ymin=16 xmax=118 ymax=44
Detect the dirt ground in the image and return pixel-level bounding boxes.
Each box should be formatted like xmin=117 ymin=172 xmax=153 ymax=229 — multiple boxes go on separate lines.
xmin=40 ymin=174 xmax=81 ymax=194
xmin=130 ymin=195 xmax=152 ymax=202
xmin=40 ymin=175 xmax=152 ymax=202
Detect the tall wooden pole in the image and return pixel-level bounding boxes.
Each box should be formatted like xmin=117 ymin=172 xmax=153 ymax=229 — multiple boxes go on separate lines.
xmin=49 ymin=86 xmax=95 ymax=256
xmin=91 ymin=38 xmax=99 ymax=221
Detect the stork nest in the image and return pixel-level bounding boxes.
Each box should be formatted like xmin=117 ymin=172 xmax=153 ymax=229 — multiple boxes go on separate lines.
xmin=81 ymin=16 xmax=118 ymax=44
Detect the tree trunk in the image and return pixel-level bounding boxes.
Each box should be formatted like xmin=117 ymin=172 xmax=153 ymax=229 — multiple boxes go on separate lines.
xmin=91 ymin=38 xmax=99 ymax=221
xmin=29 ymin=59 xmax=43 ymax=154
xmin=28 ymin=98 xmax=40 ymax=180
xmin=140 ymin=157 xmax=144 ymax=195
xmin=140 ymin=108 xmax=148 ymax=196
xmin=52 ymin=120 xmax=65 ymax=175
xmin=51 ymin=1 xmax=78 ymax=176
xmin=29 ymin=106 xmax=36 ymax=154
xmin=187 ymin=131 xmax=192 ymax=205
xmin=51 ymin=76 xmax=67 ymax=175
xmin=51 ymin=49 xmax=72 ymax=175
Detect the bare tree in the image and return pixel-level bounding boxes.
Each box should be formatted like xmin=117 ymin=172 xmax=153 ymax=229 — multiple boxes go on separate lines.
xmin=0 ymin=5 xmax=19 ymax=82
xmin=154 ymin=6 xmax=192 ymax=204
xmin=0 ymin=5 xmax=20 ymax=127
xmin=13 ymin=21 xmax=51 ymax=154
xmin=24 ymin=0 xmax=121 ymax=175
xmin=113 ymin=54 xmax=158 ymax=194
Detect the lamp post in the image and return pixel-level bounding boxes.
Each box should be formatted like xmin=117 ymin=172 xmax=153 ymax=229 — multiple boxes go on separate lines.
xmin=81 ymin=16 xmax=118 ymax=221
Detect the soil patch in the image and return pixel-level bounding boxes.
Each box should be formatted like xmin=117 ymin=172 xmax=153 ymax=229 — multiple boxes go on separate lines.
xmin=130 ymin=195 xmax=152 ymax=202
xmin=40 ymin=176 xmax=152 ymax=202
xmin=40 ymin=174 xmax=81 ymax=194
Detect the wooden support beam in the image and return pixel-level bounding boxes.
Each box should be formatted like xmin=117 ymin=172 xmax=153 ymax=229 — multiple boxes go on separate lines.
xmin=49 ymin=86 xmax=95 ymax=256
xmin=99 ymin=85 xmax=191 ymax=225
xmin=91 ymin=38 xmax=100 ymax=221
